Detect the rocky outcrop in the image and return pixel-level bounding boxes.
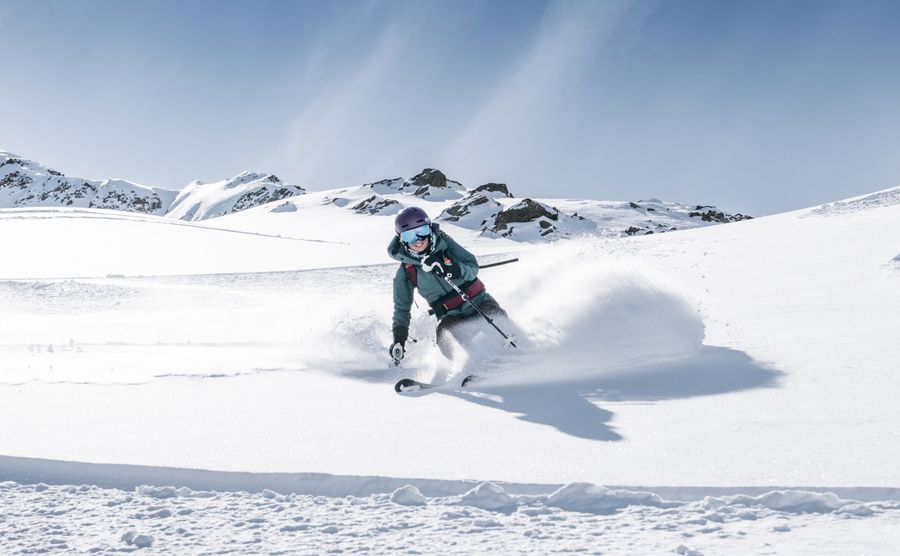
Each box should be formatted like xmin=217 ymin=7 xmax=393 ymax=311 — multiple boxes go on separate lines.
xmin=688 ymin=206 xmax=753 ymax=223
xmin=471 ymin=183 xmax=513 ymax=198
xmin=352 ymin=195 xmax=401 ymax=215
xmin=362 ymin=168 xmax=465 ymax=201
xmin=483 ymin=199 xmax=596 ymax=240
xmin=437 ymin=184 xmax=511 ymax=227
xmin=410 ymin=168 xmax=448 ymax=190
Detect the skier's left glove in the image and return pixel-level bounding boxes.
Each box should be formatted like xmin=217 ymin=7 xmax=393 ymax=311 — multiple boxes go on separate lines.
xmin=389 ymin=342 xmax=405 ymax=365
xmin=390 ymin=326 xmax=408 ymax=365
xmin=422 ymin=251 xmax=451 ymax=276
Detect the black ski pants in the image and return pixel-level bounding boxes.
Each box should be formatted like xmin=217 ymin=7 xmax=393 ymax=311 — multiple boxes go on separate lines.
xmin=435 ymin=298 xmax=507 ymax=360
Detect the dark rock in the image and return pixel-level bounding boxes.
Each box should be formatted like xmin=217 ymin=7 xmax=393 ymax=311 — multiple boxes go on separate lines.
xmin=92 ymin=190 xmax=164 ymax=212
xmin=494 ymin=199 xmax=559 ymax=227
xmin=0 ymin=158 xmax=24 ymax=168
xmin=442 ymin=196 xmax=491 ymax=221
xmin=688 ymin=208 xmax=751 ymax=224
xmin=0 ymin=171 xmax=32 ymax=191
xmin=410 ymin=169 xmax=447 ymax=189
xmin=352 ymin=195 xmax=399 ymax=215
xmin=472 ymin=183 xmax=512 ymax=198
xmin=230 ymin=186 xmax=304 ymax=213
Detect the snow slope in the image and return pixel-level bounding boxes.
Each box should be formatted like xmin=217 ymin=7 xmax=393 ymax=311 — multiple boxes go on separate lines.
xmin=0 ymin=185 xmax=898 ymax=553
xmin=166 ymin=172 xmax=306 ymax=221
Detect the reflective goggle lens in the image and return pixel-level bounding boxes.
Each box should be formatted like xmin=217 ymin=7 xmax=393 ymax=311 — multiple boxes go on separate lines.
xmin=400 ymin=224 xmax=431 ymax=244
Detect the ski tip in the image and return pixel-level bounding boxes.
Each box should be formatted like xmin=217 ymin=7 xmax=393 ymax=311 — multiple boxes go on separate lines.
xmin=395 ymin=378 xmax=428 ymax=393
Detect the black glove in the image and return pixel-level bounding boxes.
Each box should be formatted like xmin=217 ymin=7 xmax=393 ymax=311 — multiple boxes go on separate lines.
xmin=393 ymin=326 xmax=408 ymax=345
xmin=421 ymin=251 xmax=450 ymax=276
xmin=390 ymin=326 xmax=408 ymax=365
xmin=389 ymin=342 xmax=405 ymax=365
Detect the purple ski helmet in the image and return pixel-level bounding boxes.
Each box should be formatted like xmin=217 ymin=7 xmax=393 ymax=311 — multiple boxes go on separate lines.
xmin=394 ymin=206 xmax=431 ymax=235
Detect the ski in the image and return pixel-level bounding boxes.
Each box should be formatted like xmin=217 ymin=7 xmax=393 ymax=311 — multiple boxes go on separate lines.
xmin=394 ymin=374 xmax=478 ymax=393
xmin=394 ymin=378 xmax=434 ymax=393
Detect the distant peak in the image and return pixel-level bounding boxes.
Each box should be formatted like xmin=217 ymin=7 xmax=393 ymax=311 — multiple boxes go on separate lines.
xmin=231 ymin=171 xmax=267 ymax=182
xmin=472 ymin=183 xmax=513 ymax=198
xmin=410 ymin=168 xmax=448 ymax=189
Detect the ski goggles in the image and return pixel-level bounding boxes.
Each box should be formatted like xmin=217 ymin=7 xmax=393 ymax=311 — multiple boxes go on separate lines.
xmin=399 ymin=224 xmax=431 ymax=244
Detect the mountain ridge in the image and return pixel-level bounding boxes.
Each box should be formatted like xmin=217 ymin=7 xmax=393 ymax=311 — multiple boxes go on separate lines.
xmin=0 ymin=150 xmax=752 ymax=240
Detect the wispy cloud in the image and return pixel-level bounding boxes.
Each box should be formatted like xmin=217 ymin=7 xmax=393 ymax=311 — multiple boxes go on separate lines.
xmin=261 ymin=2 xmax=428 ymax=187
xmin=264 ymin=1 xmax=640 ymax=190
xmin=440 ymin=0 xmax=637 ymax=190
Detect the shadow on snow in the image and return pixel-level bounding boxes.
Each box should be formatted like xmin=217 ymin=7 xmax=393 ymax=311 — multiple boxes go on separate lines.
xmin=441 ymin=345 xmax=780 ymax=442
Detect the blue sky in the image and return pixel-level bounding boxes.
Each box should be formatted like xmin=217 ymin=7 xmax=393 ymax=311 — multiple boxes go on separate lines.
xmin=3 ymin=0 xmax=900 ymax=214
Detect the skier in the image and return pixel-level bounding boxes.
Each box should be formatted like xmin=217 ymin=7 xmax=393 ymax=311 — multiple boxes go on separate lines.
xmin=387 ymin=206 xmax=509 ymax=369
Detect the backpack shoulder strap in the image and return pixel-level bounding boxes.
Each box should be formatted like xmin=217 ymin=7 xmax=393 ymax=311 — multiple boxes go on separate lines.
xmin=403 ymin=263 xmax=417 ymax=288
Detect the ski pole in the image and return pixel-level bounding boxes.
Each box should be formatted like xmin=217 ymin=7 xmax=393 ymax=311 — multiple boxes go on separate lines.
xmin=424 ymin=264 xmax=517 ymax=348
xmin=479 ymin=258 xmax=518 ymax=270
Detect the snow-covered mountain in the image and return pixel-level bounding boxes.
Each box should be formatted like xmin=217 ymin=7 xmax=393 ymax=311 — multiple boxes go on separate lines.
xmin=0 ymin=151 xmax=306 ymax=222
xmin=166 ymin=172 xmax=306 ymax=221
xmin=0 ymin=151 xmax=175 ymax=214
xmin=319 ymin=168 xmax=751 ymax=242
xmin=0 ymin=152 xmax=750 ymax=240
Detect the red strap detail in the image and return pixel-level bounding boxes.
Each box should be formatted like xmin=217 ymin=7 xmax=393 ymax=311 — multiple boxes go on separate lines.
xmin=404 ymin=263 xmax=417 ymax=288
xmin=440 ymin=279 xmax=485 ymax=312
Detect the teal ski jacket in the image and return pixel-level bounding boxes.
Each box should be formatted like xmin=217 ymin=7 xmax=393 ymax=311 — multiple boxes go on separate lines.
xmin=388 ymin=225 xmax=493 ymax=330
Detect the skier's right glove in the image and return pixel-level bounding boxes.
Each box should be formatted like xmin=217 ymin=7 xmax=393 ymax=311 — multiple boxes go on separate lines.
xmin=390 ymin=326 xmax=408 ymax=365
xmin=421 ymin=250 xmax=449 ymax=276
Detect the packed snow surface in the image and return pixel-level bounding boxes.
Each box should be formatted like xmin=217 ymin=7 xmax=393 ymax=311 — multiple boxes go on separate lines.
xmin=1 ymin=185 xmax=898 ymax=553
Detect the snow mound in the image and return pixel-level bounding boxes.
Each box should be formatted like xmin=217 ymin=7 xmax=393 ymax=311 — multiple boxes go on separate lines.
xmin=136 ymin=485 xmax=178 ymax=499
xmin=545 ymin=482 xmax=674 ymax=514
xmin=134 ymin=485 xmax=216 ymax=499
xmin=703 ymin=490 xmax=854 ymax=514
xmin=808 ymin=186 xmax=900 ymax=217
xmin=451 ymin=482 xmax=518 ymax=513
xmin=270 ymin=201 xmax=297 ymax=213
xmin=121 ymin=529 xmax=154 ymax=548
xmin=390 ymin=485 xmax=427 ymax=506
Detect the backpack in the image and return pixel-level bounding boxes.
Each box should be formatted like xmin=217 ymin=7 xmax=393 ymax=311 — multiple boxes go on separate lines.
xmin=403 ymin=263 xmax=418 ymax=287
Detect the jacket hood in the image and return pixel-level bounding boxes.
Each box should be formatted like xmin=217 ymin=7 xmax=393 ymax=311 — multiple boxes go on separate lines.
xmin=387 ymin=223 xmax=446 ymax=264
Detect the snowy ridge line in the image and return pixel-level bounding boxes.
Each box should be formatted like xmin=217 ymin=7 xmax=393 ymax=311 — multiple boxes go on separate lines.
xmin=2 ymin=456 xmax=899 ymax=503
xmin=806 ymin=185 xmax=900 ymax=217
xmin=0 ymin=206 xmax=345 ymax=245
